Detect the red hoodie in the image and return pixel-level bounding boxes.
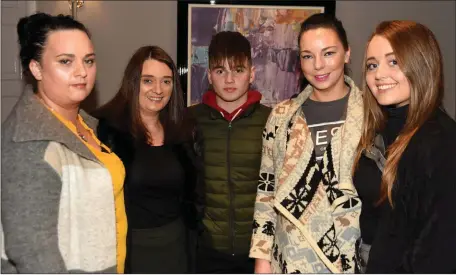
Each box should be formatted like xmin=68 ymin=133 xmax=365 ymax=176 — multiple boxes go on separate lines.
xmin=202 ymin=90 xmax=262 ymax=121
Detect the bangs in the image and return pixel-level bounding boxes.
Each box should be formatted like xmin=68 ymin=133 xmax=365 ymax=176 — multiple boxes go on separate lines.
xmin=208 ymin=51 xmax=250 ymax=70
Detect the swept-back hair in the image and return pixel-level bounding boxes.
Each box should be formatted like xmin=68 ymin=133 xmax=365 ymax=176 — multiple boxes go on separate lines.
xmin=17 ymin=12 xmax=91 ymax=92
xmin=297 ymin=13 xmax=351 ymax=90
xmin=354 ymin=20 xmax=444 ymax=205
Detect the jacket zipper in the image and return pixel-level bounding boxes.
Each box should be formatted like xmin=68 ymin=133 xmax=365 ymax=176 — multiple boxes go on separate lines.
xmin=223 ymin=109 xmax=242 ymax=256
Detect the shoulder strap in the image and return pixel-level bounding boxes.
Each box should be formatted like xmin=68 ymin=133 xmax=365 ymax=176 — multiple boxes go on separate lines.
xmin=363 ymin=134 xmax=386 ymax=172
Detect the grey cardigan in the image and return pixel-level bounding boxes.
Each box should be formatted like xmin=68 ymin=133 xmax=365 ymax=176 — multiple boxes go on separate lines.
xmin=1 ymin=90 xmax=118 ymax=273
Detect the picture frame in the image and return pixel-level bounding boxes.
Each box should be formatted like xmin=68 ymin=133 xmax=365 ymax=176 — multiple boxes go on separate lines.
xmin=177 ymin=0 xmax=336 ymax=107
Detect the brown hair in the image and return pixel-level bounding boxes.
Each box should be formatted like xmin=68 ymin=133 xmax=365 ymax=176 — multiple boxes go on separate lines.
xmin=354 ymin=20 xmax=444 ymax=205
xmin=93 ymin=46 xmax=185 ymax=144
xmin=208 ymin=31 xmax=252 ymax=70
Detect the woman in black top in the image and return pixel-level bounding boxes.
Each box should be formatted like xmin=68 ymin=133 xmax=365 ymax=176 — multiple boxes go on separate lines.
xmin=93 ymin=46 xmax=204 ymax=273
xmin=353 ymin=20 xmax=456 ymax=273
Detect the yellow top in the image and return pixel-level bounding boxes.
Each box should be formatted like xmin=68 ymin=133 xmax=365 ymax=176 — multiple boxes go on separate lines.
xmin=45 ymin=105 xmax=128 ymax=274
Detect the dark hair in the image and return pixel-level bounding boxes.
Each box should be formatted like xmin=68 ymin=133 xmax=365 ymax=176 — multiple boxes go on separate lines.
xmin=298 ymin=13 xmax=349 ymax=51
xmin=93 ymin=46 xmax=186 ymax=145
xmin=298 ymin=13 xmax=350 ymax=90
xmin=208 ymin=31 xmax=252 ymax=70
xmin=17 ymin=12 xmax=91 ymax=90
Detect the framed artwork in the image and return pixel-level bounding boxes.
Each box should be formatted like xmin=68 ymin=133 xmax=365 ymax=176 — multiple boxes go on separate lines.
xmin=177 ymin=0 xmax=336 ymax=107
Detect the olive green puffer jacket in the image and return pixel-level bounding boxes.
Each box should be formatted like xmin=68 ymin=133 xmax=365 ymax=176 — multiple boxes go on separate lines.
xmin=189 ymin=99 xmax=270 ymax=255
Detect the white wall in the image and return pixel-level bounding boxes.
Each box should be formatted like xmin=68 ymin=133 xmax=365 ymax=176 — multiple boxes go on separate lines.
xmin=337 ymin=0 xmax=456 ymax=118
xmin=36 ymin=1 xmax=177 ymax=110
xmin=1 ymin=0 xmax=36 ymax=122
xmin=35 ymin=0 xmax=456 ymax=118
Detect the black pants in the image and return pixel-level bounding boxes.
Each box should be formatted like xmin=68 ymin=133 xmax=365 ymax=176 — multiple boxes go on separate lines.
xmin=196 ymin=246 xmax=254 ymax=274
xmin=126 ymin=218 xmax=188 ymax=274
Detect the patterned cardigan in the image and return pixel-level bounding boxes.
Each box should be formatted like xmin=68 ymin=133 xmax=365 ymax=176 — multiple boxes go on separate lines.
xmin=1 ymin=90 xmax=122 ymax=273
xmin=249 ymin=76 xmax=364 ymax=273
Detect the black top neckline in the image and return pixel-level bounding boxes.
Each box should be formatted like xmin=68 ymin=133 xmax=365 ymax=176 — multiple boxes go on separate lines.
xmin=385 ymin=104 xmax=409 ymax=119
xmin=146 ymin=144 xmax=165 ymax=149
xmin=382 ymin=104 xmax=409 ymax=148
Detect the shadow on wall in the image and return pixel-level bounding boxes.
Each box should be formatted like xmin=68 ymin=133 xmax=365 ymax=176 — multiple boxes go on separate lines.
xmin=80 ymin=82 xmax=99 ymax=113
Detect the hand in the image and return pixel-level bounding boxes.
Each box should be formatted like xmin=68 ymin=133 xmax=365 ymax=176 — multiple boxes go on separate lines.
xmin=255 ymin=259 xmax=272 ymax=274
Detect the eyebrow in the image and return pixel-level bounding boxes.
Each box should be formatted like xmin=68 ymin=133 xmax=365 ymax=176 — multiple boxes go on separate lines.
xmin=211 ymin=65 xmax=246 ymax=70
xmin=366 ymin=52 xmax=395 ymax=62
xmin=301 ymin=46 xmax=337 ymax=53
xmin=141 ymin=74 xmax=173 ymax=78
xmin=55 ymin=53 xmax=96 ymax=58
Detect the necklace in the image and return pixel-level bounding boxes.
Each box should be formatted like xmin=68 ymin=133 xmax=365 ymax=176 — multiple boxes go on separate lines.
xmin=76 ymin=126 xmax=88 ymax=142
xmin=38 ymin=96 xmax=89 ymax=142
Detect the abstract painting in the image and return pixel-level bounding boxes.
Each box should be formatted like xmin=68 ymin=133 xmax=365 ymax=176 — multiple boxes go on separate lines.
xmin=177 ymin=0 xmax=335 ymax=107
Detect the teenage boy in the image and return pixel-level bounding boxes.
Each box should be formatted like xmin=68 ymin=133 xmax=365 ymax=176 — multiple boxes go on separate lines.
xmin=190 ymin=31 xmax=271 ymax=273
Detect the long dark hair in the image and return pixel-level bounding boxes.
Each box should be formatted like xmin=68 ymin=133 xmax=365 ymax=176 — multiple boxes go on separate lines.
xmin=93 ymin=46 xmax=186 ymax=144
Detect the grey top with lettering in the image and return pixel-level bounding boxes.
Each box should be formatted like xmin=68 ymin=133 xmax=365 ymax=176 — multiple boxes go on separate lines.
xmin=302 ymin=91 xmax=349 ymax=162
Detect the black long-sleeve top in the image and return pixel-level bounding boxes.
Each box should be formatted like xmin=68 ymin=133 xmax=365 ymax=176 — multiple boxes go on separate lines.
xmin=95 ymin=116 xmax=205 ymax=231
xmin=126 ymin=143 xmax=186 ymax=228
xmin=353 ymin=106 xmax=456 ymax=273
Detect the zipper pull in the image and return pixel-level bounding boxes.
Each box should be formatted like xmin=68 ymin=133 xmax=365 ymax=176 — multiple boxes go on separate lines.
xmin=228 ymin=108 xmax=242 ymax=130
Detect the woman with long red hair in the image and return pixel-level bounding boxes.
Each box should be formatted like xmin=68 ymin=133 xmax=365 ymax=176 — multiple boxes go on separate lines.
xmin=353 ymin=20 xmax=456 ymax=273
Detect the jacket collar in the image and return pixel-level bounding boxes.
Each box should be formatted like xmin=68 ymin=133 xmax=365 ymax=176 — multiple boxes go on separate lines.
xmin=202 ymin=90 xmax=262 ymax=121
xmin=274 ymin=75 xmax=364 ymax=189
xmin=270 ymin=75 xmax=364 ymax=273
xmin=290 ymin=75 xmax=360 ymax=111
xmin=12 ymin=89 xmax=99 ymax=162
